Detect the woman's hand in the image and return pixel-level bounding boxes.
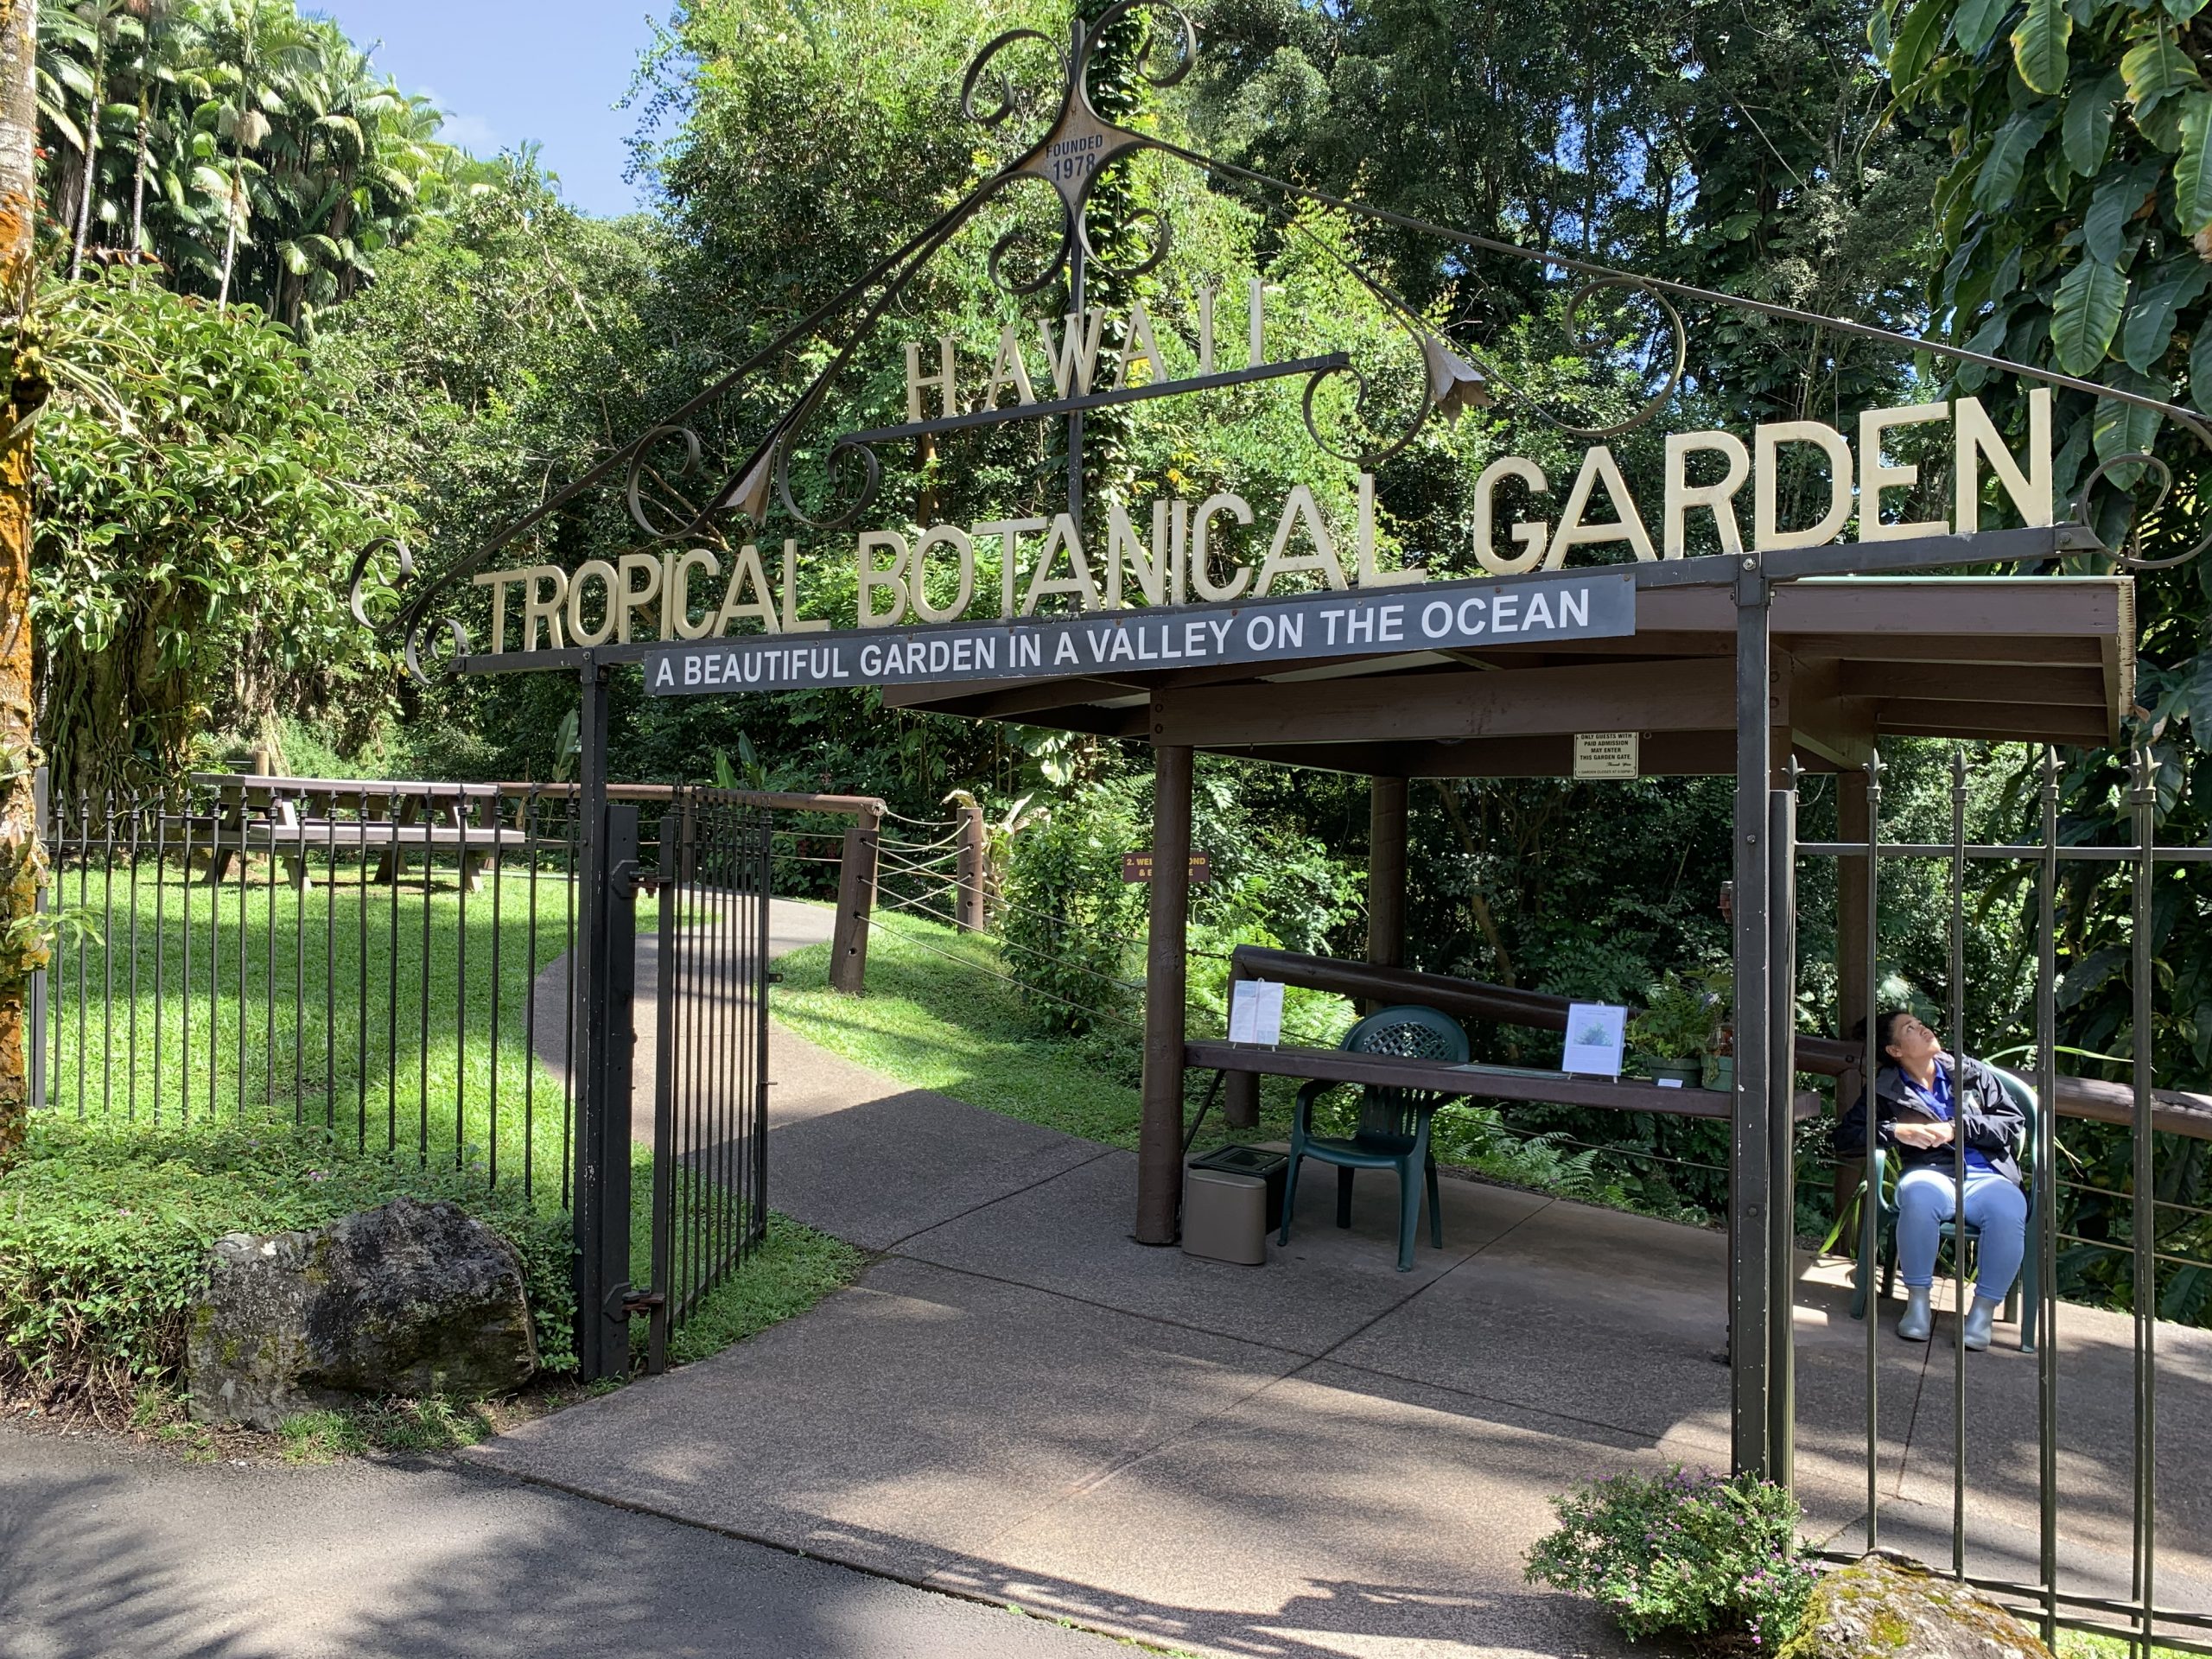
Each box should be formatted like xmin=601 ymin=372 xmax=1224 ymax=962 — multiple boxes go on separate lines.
xmin=1892 ymin=1121 xmax=1955 ymax=1149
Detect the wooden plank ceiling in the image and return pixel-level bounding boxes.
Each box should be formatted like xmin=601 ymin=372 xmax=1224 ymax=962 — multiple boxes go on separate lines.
xmin=880 ymin=576 xmax=2133 ymax=778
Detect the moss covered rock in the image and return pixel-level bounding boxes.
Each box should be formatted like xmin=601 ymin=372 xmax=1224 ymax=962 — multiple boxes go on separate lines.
xmin=1776 ymin=1551 xmax=2050 ymax=1659
xmin=187 ymin=1197 xmax=537 ymax=1427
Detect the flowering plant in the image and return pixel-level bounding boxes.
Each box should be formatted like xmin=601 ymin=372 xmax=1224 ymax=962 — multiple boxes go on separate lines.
xmin=1523 ymin=1465 xmax=1817 ymax=1649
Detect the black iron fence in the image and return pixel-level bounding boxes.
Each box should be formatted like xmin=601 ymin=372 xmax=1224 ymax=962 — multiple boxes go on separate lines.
xmin=1795 ymin=747 xmax=2212 ymax=1656
xmin=32 ymin=771 xmax=849 ymax=1380
xmin=36 ymin=774 xmax=586 ymax=1201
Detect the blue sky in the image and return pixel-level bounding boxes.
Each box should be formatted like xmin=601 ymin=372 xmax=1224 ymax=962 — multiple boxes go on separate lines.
xmin=309 ymin=3 xmax=670 ymax=216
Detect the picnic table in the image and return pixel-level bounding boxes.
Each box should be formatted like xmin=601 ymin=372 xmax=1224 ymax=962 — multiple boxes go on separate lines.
xmin=182 ymin=774 xmax=539 ymax=892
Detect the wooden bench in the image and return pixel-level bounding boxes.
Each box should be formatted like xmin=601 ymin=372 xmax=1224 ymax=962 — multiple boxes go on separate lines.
xmin=187 ymin=775 xmax=536 ymax=892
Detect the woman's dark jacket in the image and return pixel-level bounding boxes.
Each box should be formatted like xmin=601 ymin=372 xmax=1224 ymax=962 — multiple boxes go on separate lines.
xmin=1834 ymin=1054 xmax=2026 ymax=1187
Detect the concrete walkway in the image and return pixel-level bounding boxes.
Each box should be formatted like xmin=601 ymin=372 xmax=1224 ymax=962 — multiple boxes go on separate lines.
xmin=1 ymin=1423 xmax=1125 ymax=1659
xmin=480 ymin=910 xmax=2212 ymax=1657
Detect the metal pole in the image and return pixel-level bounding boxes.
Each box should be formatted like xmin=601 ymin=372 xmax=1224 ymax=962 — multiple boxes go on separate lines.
xmin=571 ymin=658 xmax=636 ymax=1382
xmin=27 ymin=763 xmax=43 ymax=1114
xmin=2036 ymin=747 xmax=2061 ymax=1649
xmin=1136 ymin=740 xmax=1192 ymax=1245
xmin=1729 ymin=555 xmax=1774 ymax=1478
xmin=2129 ymin=747 xmax=2158 ymax=1652
xmin=1767 ymin=772 xmax=1799 ymax=1487
xmin=1860 ymin=752 xmax=1885 ymax=1551
xmin=1948 ymin=747 xmax=1968 ymax=1580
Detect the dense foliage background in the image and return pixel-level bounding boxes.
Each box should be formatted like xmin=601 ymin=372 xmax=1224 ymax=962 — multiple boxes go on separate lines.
xmin=21 ymin=0 xmax=2210 ymax=1306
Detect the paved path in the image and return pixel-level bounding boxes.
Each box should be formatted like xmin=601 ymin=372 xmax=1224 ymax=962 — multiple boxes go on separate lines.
xmin=480 ymin=909 xmax=2212 ymax=1657
xmin=0 ymin=1422 xmax=1124 ymax=1659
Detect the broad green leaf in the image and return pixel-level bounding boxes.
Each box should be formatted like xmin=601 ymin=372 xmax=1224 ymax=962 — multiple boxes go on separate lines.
xmin=2052 ymin=255 xmax=2128 ymax=373
xmin=2085 ymin=157 xmax=2161 ymax=264
xmin=2190 ymin=327 xmax=2212 ymax=415
xmin=2121 ymin=261 xmax=2212 ymax=368
xmin=1974 ymin=105 xmax=2058 ymax=207
xmin=2177 ymin=92 xmax=2212 ymax=231
xmin=2094 ymin=365 xmax=2168 ymax=462
xmin=2063 ymin=69 xmax=2125 ymax=174
xmin=2167 ymin=0 xmax=2209 ymax=22
xmin=2012 ymin=0 xmax=2071 ymax=93
xmin=2120 ymin=32 xmax=2202 ymax=115
xmin=1889 ymin=0 xmax=1949 ymax=88
xmin=1960 ymin=0 xmax=2014 ymax=55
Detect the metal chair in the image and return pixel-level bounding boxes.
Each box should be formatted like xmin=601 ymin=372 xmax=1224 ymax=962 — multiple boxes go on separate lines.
xmin=1847 ymin=1067 xmax=2039 ymax=1352
xmin=1278 ymin=1004 xmax=1470 ymax=1271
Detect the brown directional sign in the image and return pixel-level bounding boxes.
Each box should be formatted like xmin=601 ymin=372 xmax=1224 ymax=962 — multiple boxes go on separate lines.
xmin=1123 ymin=850 xmax=1212 ymax=883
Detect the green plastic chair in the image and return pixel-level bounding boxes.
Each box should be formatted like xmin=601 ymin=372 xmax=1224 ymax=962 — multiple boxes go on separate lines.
xmin=1279 ymin=1004 xmax=1470 ymax=1272
xmin=1847 ymin=1067 xmax=2039 ymax=1352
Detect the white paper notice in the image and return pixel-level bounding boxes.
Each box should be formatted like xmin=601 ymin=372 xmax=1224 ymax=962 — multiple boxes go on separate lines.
xmin=1561 ymin=1002 xmax=1628 ymax=1077
xmin=1230 ymin=978 xmax=1286 ymax=1046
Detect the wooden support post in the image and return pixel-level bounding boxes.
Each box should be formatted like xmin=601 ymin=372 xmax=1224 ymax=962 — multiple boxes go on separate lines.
xmin=1223 ymin=950 xmax=1260 ymax=1129
xmin=1368 ymin=776 xmax=1408 ymax=973
xmin=1136 ymin=743 xmax=1192 ymax=1245
xmin=955 ymin=801 xmax=987 ymax=933
xmin=829 ymin=809 xmax=881 ymax=995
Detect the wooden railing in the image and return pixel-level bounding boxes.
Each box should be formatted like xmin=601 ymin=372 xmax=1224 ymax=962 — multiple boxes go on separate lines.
xmin=1224 ymin=945 xmax=2212 ymax=1141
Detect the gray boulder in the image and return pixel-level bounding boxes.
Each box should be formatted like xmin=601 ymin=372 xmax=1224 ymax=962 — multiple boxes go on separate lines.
xmin=188 ymin=1197 xmax=538 ymax=1428
xmin=1777 ymin=1551 xmax=2051 ymax=1658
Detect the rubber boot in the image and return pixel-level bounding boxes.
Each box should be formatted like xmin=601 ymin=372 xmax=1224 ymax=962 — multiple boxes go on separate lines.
xmin=1961 ymin=1294 xmax=2003 ymax=1352
xmin=1897 ymin=1286 xmax=1934 ymax=1342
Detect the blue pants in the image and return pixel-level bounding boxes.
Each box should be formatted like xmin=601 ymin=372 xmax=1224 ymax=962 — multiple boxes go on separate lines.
xmin=1896 ymin=1166 xmax=2027 ymax=1300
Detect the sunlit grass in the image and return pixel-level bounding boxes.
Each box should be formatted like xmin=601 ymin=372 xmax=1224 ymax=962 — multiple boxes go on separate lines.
xmin=46 ymin=859 xmax=578 ymax=1197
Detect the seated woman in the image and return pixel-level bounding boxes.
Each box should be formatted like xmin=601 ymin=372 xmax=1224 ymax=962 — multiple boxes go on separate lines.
xmin=1836 ymin=1009 xmax=2029 ymax=1351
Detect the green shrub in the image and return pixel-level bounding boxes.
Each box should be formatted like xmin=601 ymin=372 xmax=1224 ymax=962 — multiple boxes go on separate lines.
xmin=0 ymin=1115 xmax=576 ymax=1402
xmin=1524 ymin=1465 xmax=1817 ymax=1649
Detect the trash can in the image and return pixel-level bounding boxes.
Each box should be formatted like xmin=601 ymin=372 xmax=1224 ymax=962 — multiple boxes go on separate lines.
xmin=1189 ymin=1144 xmax=1289 ymax=1231
xmin=1182 ymin=1162 xmax=1268 ymax=1266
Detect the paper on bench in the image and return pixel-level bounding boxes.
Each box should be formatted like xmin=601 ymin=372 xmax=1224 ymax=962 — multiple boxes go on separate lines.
xmin=1229 ymin=979 xmax=1285 ymax=1046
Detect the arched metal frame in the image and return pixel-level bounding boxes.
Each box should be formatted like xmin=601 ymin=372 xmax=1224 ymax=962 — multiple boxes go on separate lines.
xmin=346 ymin=0 xmax=2208 ymax=677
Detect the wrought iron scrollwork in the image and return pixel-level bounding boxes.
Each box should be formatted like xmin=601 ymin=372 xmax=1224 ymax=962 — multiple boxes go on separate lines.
xmin=2071 ymin=448 xmax=2212 ymax=571
xmin=624 ymin=423 xmax=710 ymax=542
xmin=1074 ymin=0 xmax=1198 ymax=104
xmin=960 ymin=28 xmax=1067 ymax=137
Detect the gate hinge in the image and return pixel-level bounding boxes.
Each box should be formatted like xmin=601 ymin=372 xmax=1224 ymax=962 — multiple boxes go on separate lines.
xmin=620 ymin=1289 xmax=666 ymax=1317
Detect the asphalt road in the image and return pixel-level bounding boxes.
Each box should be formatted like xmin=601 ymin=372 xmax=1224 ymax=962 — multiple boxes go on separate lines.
xmin=0 ymin=1424 xmax=1135 ymax=1659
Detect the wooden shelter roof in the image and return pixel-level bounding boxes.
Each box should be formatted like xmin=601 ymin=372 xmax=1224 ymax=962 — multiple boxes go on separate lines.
xmin=880 ymin=575 xmax=2133 ymax=774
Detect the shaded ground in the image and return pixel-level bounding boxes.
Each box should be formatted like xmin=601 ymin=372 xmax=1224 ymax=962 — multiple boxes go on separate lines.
xmin=0 ymin=1424 xmax=1127 ymax=1659
xmin=485 ymin=910 xmax=2212 ymax=1658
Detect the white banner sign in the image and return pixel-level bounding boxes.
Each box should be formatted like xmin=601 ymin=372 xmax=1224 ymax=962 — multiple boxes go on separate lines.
xmin=642 ymin=569 xmax=1634 ymax=696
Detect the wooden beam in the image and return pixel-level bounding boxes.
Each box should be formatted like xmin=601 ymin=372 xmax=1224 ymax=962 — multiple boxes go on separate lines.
xmin=1838 ymin=661 xmax=2107 ymax=705
xmin=1154 ymin=657 xmax=1735 ymax=748
xmin=1368 ymin=777 xmax=1408 ymax=973
xmin=1876 ymin=700 xmax=2111 ymax=742
xmin=1777 ymin=632 xmax=2105 ymax=666
xmin=891 ymin=675 xmax=1144 ymax=718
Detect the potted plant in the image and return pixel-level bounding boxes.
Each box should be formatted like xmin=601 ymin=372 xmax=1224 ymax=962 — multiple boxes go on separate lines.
xmin=1694 ymin=963 xmax=1733 ymax=1092
xmin=1629 ymin=970 xmax=1718 ymax=1087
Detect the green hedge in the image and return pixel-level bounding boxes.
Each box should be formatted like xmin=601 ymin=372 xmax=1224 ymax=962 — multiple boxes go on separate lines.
xmin=0 ymin=1115 xmax=576 ymax=1400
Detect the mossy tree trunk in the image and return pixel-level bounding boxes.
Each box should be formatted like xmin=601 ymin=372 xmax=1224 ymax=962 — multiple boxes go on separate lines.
xmin=0 ymin=0 xmax=47 ymax=1170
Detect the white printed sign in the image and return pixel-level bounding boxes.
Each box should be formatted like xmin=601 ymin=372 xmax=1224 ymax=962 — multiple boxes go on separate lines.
xmin=1561 ymin=1002 xmax=1629 ymax=1078
xmin=1229 ymin=979 xmax=1286 ymax=1046
xmin=1573 ymin=732 xmax=1639 ymax=779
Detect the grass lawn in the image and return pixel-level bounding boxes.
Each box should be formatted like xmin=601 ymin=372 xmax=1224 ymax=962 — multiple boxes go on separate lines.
xmin=774 ymin=912 xmax=1156 ymax=1146
xmin=47 ymin=859 xmax=577 ymax=1199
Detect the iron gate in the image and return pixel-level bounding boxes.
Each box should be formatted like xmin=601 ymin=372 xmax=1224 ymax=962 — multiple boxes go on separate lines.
xmin=569 ymin=782 xmax=774 ymax=1379
xmin=644 ymin=789 xmax=772 ymax=1371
